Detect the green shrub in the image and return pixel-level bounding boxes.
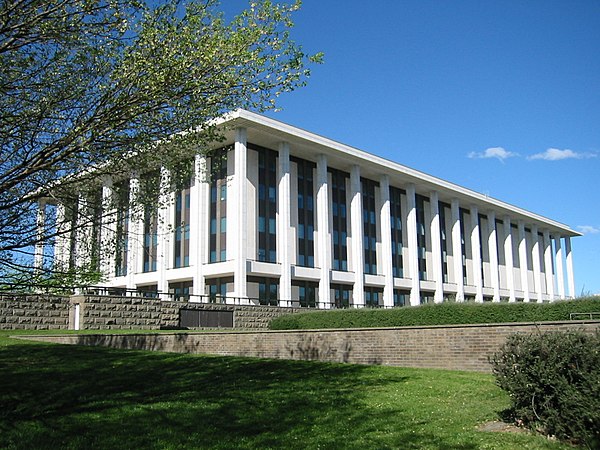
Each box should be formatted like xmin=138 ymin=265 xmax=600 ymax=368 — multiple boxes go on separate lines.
xmin=489 ymin=330 xmax=600 ymax=448
xmin=270 ymin=296 xmax=600 ymax=330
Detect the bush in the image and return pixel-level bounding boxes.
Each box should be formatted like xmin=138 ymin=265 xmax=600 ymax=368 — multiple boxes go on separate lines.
xmin=270 ymin=297 xmax=600 ymax=330
xmin=489 ymin=330 xmax=600 ymax=448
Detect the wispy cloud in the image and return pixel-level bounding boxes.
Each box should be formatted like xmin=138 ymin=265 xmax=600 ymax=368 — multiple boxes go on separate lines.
xmin=467 ymin=147 xmax=517 ymax=162
xmin=528 ymin=148 xmax=597 ymax=161
xmin=577 ymin=225 xmax=600 ymax=235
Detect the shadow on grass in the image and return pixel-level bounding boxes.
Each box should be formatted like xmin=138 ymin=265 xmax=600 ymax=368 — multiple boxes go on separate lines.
xmin=0 ymin=343 xmax=481 ymax=449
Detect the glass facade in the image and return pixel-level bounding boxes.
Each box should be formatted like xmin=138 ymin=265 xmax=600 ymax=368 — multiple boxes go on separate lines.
xmin=173 ymin=181 xmax=191 ymax=269
xmin=439 ymin=202 xmax=450 ymax=283
xmin=169 ymin=280 xmax=193 ymax=301
xmin=364 ymin=286 xmax=382 ymax=307
xmin=330 ymin=169 xmax=348 ymax=271
xmin=114 ymin=179 xmax=129 ymax=277
xmin=393 ymin=289 xmax=410 ymax=307
xmin=416 ymin=194 xmax=428 ymax=281
xmin=390 ymin=186 xmax=404 ymax=278
xmin=206 ymin=277 xmax=233 ymax=303
xmin=209 ymin=147 xmax=228 ymax=263
xmin=332 ymin=283 xmax=352 ymax=308
xmin=250 ymin=276 xmax=278 ymax=306
xmin=294 ymin=157 xmax=315 ymax=267
xmin=362 ymin=178 xmax=378 ymax=275
xmin=255 ymin=145 xmax=277 ymax=263
xmin=293 ymin=280 xmax=317 ymax=308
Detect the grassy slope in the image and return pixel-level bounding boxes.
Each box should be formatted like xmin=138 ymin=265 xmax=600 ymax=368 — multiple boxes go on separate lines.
xmin=0 ymin=331 xmax=570 ymax=449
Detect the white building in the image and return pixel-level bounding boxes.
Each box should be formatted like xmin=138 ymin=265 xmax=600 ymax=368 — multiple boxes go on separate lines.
xmin=44 ymin=110 xmax=580 ymax=307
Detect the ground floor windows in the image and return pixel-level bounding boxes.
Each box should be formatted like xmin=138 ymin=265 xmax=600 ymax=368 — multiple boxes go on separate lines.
xmin=248 ymin=276 xmax=279 ymax=306
xmin=169 ymin=280 xmax=193 ymax=301
xmin=394 ymin=289 xmax=410 ymax=307
xmin=292 ymin=280 xmax=318 ymax=308
xmin=364 ymin=287 xmax=383 ymax=307
xmin=206 ymin=277 xmax=233 ymax=303
xmin=331 ymin=283 xmax=352 ymax=308
xmin=137 ymin=284 xmax=159 ymax=298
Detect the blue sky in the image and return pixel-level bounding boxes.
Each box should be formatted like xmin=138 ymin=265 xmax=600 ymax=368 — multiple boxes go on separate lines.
xmin=229 ymin=1 xmax=600 ymax=295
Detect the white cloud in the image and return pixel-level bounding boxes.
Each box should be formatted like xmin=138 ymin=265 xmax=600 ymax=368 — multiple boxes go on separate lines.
xmin=577 ymin=225 xmax=600 ymax=235
xmin=528 ymin=148 xmax=597 ymax=161
xmin=467 ymin=147 xmax=517 ymax=162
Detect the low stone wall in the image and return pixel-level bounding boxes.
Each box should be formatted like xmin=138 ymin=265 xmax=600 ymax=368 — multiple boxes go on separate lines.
xmin=19 ymin=321 xmax=600 ymax=372
xmin=0 ymin=294 xmax=70 ymax=330
xmin=69 ymin=295 xmax=305 ymax=330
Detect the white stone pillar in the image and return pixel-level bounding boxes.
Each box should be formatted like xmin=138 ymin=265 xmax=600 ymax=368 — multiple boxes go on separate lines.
xmin=380 ymin=175 xmax=394 ymax=308
xmin=451 ymin=199 xmax=464 ymax=302
xmin=487 ymin=211 xmax=500 ymax=302
xmin=555 ymin=236 xmax=566 ymax=299
xmin=429 ymin=192 xmax=443 ymax=303
xmin=565 ymin=236 xmax=575 ymax=298
xmin=543 ymin=230 xmax=555 ymax=301
xmin=127 ymin=175 xmax=141 ymax=290
xmin=278 ymin=142 xmax=292 ymax=307
xmin=100 ymin=177 xmax=115 ymax=279
xmin=316 ymin=154 xmax=331 ymax=308
xmin=350 ymin=165 xmax=365 ymax=307
xmin=470 ymin=205 xmax=483 ymax=302
xmin=518 ymin=220 xmax=530 ymax=302
xmin=233 ymin=127 xmax=248 ymax=301
xmin=156 ymin=167 xmax=170 ymax=295
xmin=407 ymin=184 xmax=420 ymax=306
xmin=53 ymin=202 xmax=69 ymax=270
xmin=503 ymin=216 xmax=516 ymax=302
xmin=531 ymin=225 xmax=543 ymax=303
xmin=192 ymin=155 xmax=209 ymax=300
xmin=34 ymin=199 xmax=47 ymax=274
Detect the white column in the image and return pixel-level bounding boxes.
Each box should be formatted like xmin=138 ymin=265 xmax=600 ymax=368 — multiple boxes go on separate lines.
xmin=407 ymin=184 xmax=420 ymax=305
xmin=470 ymin=205 xmax=483 ymax=302
xmin=429 ymin=192 xmax=443 ymax=303
xmin=156 ymin=167 xmax=170 ymax=295
xmin=487 ymin=211 xmax=500 ymax=302
xmin=34 ymin=199 xmax=47 ymax=274
xmin=543 ymin=230 xmax=555 ymax=301
xmin=518 ymin=220 xmax=530 ymax=302
xmin=100 ymin=177 xmax=115 ymax=279
xmin=277 ymin=142 xmax=292 ymax=306
xmin=316 ymin=154 xmax=331 ymax=308
xmin=350 ymin=165 xmax=365 ymax=307
xmin=554 ymin=236 xmax=566 ymax=299
xmin=53 ymin=202 xmax=69 ymax=270
xmin=74 ymin=194 xmax=91 ymax=269
xmin=531 ymin=225 xmax=543 ymax=303
xmin=451 ymin=199 xmax=464 ymax=302
xmin=192 ymin=155 xmax=208 ymax=299
xmin=127 ymin=175 xmax=141 ymax=290
xmin=233 ymin=127 xmax=248 ymax=301
xmin=565 ymin=236 xmax=575 ymax=298
xmin=503 ymin=216 xmax=516 ymax=302
xmin=380 ymin=175 xmax=394 ymax=308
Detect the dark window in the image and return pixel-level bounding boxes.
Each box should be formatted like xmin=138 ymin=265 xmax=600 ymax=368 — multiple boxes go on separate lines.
xmin=254 ymin=144 xmax=278 ymax=263
xmin=250 ymin=276 xmax=279 ymax=306
xmin=390 ymin=186 xmax=404 ymax=278
xmin=293 ymin=280 xmax=317 ymax=308
xmin=416 ymin=194 xmax=428 ymax=281
xmin=141 ymin=172 xmax=160 ymax=273
xmin=169 ymin=280 xmax=193 ymax=301
xmin=364 ymin=286 xmax=383 ymax=307
xmin=114 ymin=180 xmax=129 ymax=277
xmin=331 ymin=283 xmax=352 ymax=308
xmin=174 ymin=176 xmax=191 ymax=268
xmin=209 ymin=147 xmax=228 ymax=262
xmin=294 ymin=157 xmax=315 ymax=267
xmin=439 ymin=202 xmax=450 ymax=283
xmin=206 ymin=277 xmax=233 ymax=303
xmin=393 ymin=289 xmax=410 ymax=307
xmin=330 ymin=169 xmax=349 ymax=271
xmin=362 ymin=178 xmax=378 ymax=275
xmin=137 ymin=284 xmax=159 ymax=298
xmin=460 ymin=208 xmax=469 ymax=283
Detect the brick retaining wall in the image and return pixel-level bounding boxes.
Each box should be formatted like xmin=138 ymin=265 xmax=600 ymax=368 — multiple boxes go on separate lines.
xmin=19 ymin=321 xmax=600 ymax=372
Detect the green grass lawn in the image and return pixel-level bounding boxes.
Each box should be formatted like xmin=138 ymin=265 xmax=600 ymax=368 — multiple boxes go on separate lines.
xmin=0 ymin=331 xmax=571 ymax=449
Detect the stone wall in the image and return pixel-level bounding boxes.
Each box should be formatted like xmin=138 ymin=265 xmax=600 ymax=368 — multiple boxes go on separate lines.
xmin=69 ymin=295 xmax=306 ymax=330
xmin=20 ymin=321 xmax=600 ymax=372
xmin=0 ymin=294 xmax=70 ymax=330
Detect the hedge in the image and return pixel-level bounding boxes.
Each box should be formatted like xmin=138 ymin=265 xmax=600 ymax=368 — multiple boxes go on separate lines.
xmin=269 ymin=296 xmax=600 ymax=330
